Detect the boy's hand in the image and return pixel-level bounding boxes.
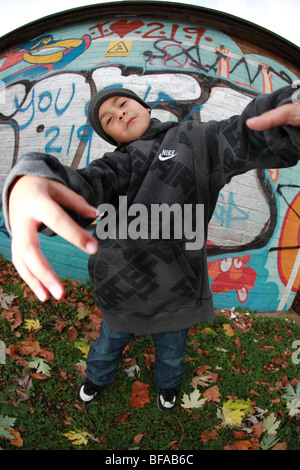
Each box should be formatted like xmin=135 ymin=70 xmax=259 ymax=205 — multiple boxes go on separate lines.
xmin=246 ymin=102 xmax=300 ymax=131
xmin=9 ymin=175 xmax=99 ymax=302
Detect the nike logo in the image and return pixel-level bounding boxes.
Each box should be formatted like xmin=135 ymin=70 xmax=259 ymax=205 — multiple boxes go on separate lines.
xmin=158 ymin=149 xmax=178 ymax=161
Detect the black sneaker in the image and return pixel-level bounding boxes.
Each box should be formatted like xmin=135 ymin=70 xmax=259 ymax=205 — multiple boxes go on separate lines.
xmin=78 ymin=380 xmax=102 ymax=403
xmin=157 ymin=388 xmax=177 ymax=411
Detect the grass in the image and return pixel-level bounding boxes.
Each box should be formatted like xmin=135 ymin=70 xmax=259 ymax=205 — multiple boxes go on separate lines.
xmin=0 ymin=255 xmax=299 ymax=451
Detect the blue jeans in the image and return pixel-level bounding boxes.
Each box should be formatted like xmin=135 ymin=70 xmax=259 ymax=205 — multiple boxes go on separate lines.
xmin=86 ymin=321 xmax=189 ymax=389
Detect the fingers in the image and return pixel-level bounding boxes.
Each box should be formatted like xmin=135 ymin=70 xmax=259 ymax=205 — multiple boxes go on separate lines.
xmin=246 ymin=103 xmax=300 ymax=131
xmin=11 ymin=227 xmax=65 ymax=302
xmin=36 ymin=193 xmax=99 ymax=254
xmin=10 ymin=176 xmax=99 ymax=255
xmin=8 ymin=175 xmax=100 ymax=301
xmin=47 ymin=181 xmax=100 ymax=221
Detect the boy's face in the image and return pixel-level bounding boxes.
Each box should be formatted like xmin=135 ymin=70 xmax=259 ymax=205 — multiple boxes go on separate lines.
xmin=98 ymin=96 xmax=151 ymax=145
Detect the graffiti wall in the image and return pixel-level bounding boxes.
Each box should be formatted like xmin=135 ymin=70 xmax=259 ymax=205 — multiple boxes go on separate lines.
xmin=0 ymin=6 xmax=299 ymax=312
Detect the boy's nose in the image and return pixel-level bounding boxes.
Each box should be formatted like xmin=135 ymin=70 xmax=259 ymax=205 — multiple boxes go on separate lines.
xmin=118 ymin=111 xmax=126 ymax=120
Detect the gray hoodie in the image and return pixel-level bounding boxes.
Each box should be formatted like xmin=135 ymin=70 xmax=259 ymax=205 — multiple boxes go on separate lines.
xmin=2 ymin=86 xmax=300 ymax=334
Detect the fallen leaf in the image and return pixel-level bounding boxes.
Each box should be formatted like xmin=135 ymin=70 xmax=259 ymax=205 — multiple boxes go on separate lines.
xmin=62 ymin=430 xmax=88 ymax=446
xmin=223 ymin=323 xmax=234 ymax=337
xmin=203 ymin=385 xmax=221 ymax=403
xmin=67 ymin=326 xmax=78 ymax=341
xmin=144 ymin=351 xmax=155 ymax=368
xmin=29 ymin=372 xmax=49 ymax=380
xmin=21 ymin=284 xmax=37 ymax=301
xmin=134 ymin=433 xmax=144 ymax=444
xmin=1 ymin=306 xmax=22 ymax=331
xmin=28 ymin=356 xmax=51 ymax=377
xmin=271 ymin=442 xmax=287 ymax=450
xmin=251 ymin=421 xmax=263 ymax=440
xmin=220 ymin=399 xmax=253 ymax=426
xmin=191 ymin=375 xmax=213 ymax=388
xmin=24 ymin=319 xmax=41 ymax=331
xmin=0 ymin=416 xmax=16 ymax=439
xmin=224 ymin=439 xmax=258 ymax=450
xmin=53 ymin=320 xmax=66 ymax=333
xmin=195 ymin=365 xmax=212 ymax=376
xmin=199 ymin=429 xmax=218 ymax=443
xmin=18 ymin=339 xmax=41 ymax=356
xmin=130 ymin=381 xmax=151 ymax=408
xmin=0 ymin=290 xmax=18 ymax=309
xmin=263 ymin=412 xmax=281 ymax=435
xmin=181 ymin=389 xmax=206 ymax=409
xmin=77 ymin=305 xmax=90 ymax=320
xmin=202 ymin=327 xmax=218 ymax=336
xmin=6 ymin=428 xmax=23 ymax=448
xmin=233 ymin=430 xmax=249 ymax=439
xmin=286 ymin=397 xmax=300 ymax=417
xmin=75 ymin=341 xmax=90 ymax=359
xmin=169 ymin=440 xmax=180 ymax=450
xmin=124 ymin=358 xmax=140 ymax=378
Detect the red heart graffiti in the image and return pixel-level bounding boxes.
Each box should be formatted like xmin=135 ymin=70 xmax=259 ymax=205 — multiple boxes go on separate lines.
xmin=109 ymin=20 xmax=144 ymax=38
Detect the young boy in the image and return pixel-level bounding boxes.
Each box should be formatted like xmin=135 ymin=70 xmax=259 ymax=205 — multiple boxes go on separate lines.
xmin=3 ymin=85 xmax=300 ymax=411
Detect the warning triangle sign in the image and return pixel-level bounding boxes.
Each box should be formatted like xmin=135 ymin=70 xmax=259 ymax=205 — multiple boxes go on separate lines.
xmin=105 ymin=40 xmax=133 ymax=57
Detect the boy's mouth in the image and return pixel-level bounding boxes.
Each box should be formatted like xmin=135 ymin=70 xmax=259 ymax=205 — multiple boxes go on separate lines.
xmin=126 ymin=117 xmax=136 ymax=129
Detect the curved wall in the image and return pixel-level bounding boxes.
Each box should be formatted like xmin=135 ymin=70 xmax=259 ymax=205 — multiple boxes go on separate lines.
xmin=0 ymin=2 xmax=299 ymax=311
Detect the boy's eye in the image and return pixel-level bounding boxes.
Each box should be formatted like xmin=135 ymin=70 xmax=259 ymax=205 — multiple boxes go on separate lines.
xmin=120 ymin=100 xmax=126 ymax=107
xmin=107 ymin=116 xmax=112 ymax=125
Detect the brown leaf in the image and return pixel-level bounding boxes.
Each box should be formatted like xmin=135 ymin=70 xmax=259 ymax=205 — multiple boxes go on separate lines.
xmin=144 ymin=351 xmax=155 ymax=368
xmin=202 ymin=385 xmax=221 ymax=403
xmin=233 ymin=430 xmax=248 ymax=439
xmin=169 ymin=440 xmax=180 ymax=450
xmin=224 ymin=440 xmax=259 ymax=450
xmin=223 ymin=323 xmax=234 ymax=337
xmin=250 ymin=388 xmax=260 ymax=397
xmin=67 ymin=326 xmax=78 ymax=341
xmin=53 ymin=320 xmax=66 ymax=333
xmin=272 ymin=442 xmax=287 ymax=450
xmin=195 ymin=365 xmax=211 ymax=376
xmin=251 ymin=422 xmax=263 ymax=440
xmin=5 ymin=428 xmax=23 ymax=448
xmin=1 ymin=306 xmax=22 ymax=331
xmin=40 ymin=349 xmax=54 ymax=362
xmin=130 ymin=380 xmax=151 ymax=408
xmin=118 ymin=411 xmax=131 ymax=422
xmin=191 ymin=375 xmax=212 ymax=388
xmin=199 ymin=429 xmax=218 ymax=443
xmin=133 ymin=433 xmax=144 ymax=444
xmin=18 ymin=339 xmax=41 ymax=356
xmin=21 ymin=284 xmax=37 ymax=301
xmin=29 ymin=372 xmax=48 ymax=380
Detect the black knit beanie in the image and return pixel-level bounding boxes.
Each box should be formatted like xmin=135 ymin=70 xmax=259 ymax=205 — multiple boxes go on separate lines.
xmin=87 ymin=87 xmax=150 ymax=145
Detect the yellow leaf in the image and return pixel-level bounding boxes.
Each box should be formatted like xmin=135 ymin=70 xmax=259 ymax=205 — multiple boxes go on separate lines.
xmin=202 ymin=327 xmax=218 ymax=336
xmin=62 ymin=430 xmax=88 ymax=446
xmin=77 ymin=306 xmax=90 ymax=320
xmin=223 ymin=323 xmax=234 ymax=337
xmin=24 ymin=319 xmax=41 ymax=331
xmin=221 ymin=399 xmax=253 ymax=426
xmin=75 ymin=341 xmax=90 ymax=358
